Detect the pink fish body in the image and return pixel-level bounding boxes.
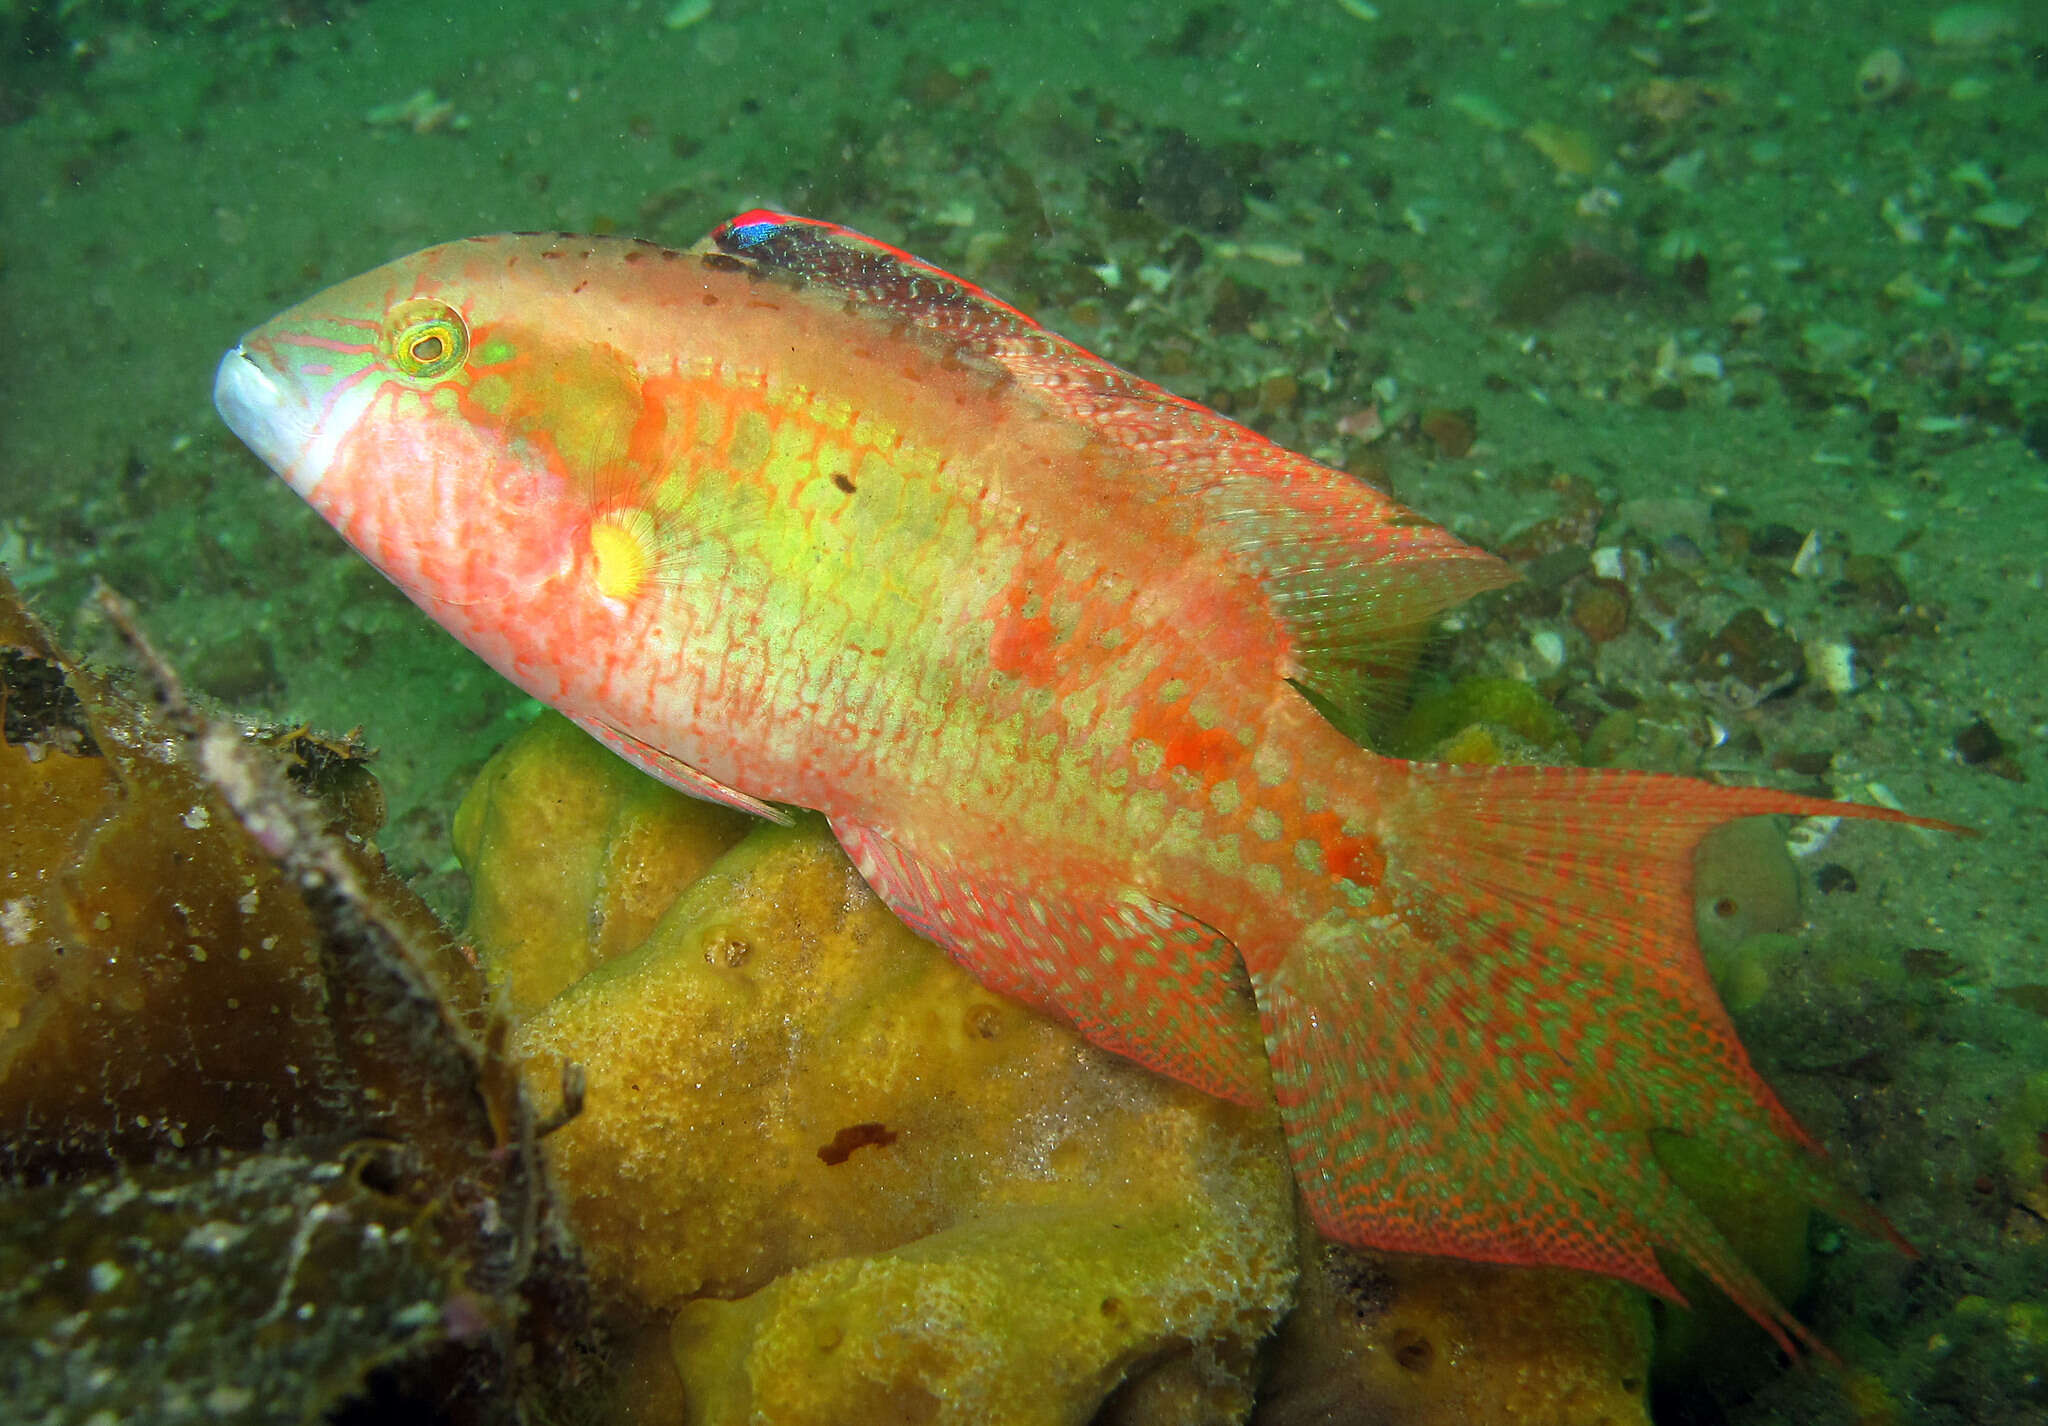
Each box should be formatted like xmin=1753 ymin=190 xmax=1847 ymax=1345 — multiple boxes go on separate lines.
xmin=215 ymin=211 xmax=1944 ymax=1352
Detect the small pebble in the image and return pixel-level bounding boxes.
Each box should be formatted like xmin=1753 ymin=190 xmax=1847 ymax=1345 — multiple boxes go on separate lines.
xmin=1805 ymin=639 xmax=1860 ymax=696
xmin=1791 ymin=529 xmax=1826 ymax=580
xmin=1930 ymin=4 xmax=2015 ymax=48
xmin=1258 ymin=374 xmax=1300 ymax=412
xmin=1856 ymin=48 xmax=1910 ymax=104
xmin=1815 ymin=864 xmax=1859 ymax=895
xmin=1660 ymin=533 xmax=1704 ymax=566
xmin=1952 ymin=716 xmax=2005 ymax=765
xmin=1972 ymin=199 xmax=2033 ymax=231
xmin=1571 ymin=584 xmax=1630 ymax=643
xmin=1419 ymin=407 xmax=1477 ymax=458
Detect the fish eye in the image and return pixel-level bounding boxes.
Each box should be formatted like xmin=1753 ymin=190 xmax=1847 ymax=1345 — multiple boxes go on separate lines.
xmin=384 ymin=299 xmax=468 ymax=380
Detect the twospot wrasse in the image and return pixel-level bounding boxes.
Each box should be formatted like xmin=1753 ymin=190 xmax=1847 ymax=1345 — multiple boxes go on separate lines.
xmin=214 ymin=210 xmax=1952 ymax=1355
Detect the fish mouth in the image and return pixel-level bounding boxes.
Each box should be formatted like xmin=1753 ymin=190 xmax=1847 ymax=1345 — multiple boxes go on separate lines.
xmin=214 ymin=343 xmax=324 ymax=496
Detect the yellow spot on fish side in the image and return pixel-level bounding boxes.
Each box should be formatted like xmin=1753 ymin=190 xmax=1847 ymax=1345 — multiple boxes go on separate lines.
xmin=591 ymin=509 xmax=658 ymax=601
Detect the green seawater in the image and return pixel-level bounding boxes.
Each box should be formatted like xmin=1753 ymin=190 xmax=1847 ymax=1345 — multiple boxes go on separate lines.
xmin=2 ymin=2 xmax=2044 ymax=1422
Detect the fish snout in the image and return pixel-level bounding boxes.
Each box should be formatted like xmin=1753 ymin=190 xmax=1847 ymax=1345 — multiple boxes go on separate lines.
xmin=214 ymin=343 xmax=325 ymax=497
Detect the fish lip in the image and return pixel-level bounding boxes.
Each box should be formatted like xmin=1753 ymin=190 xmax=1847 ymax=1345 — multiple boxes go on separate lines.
xmin=214 ymin=342 xmax=323 ymax=496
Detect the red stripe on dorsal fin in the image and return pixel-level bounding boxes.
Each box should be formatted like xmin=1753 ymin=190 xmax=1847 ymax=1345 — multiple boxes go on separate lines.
xmin=700 ymin=211 xmax=1515 ymax=738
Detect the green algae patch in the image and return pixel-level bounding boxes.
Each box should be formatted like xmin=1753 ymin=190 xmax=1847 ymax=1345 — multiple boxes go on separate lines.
xmin=1649 ymin=1132 xmax=1813 ymax=1384
xmin=1995 ymin=1069 xmax=2048 ymax=1190
xmin=1391 ymin=676 xmax=1579 ymax=764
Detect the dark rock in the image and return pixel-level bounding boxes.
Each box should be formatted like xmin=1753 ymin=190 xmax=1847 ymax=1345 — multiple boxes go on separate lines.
xmin=1138 ymin=129 xmax=1247 ymax=234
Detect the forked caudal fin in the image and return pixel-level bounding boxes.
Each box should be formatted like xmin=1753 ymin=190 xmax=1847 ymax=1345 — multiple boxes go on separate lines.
xmin=1252 ymin=759 xmax=1958 ymax=1359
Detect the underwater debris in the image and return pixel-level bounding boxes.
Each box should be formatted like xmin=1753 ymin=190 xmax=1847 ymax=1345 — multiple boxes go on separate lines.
xmin=1693 ymin=607 xmax=1805 ymax=708
xmin=1953 ymin=715 xmax=2026 ymax=783
xmin=1417 ymin=406 xmax=1478 ymax=459
xmin=1856 ymin=48 xmax=1913 ymax=105
xmin=263 ymin=722 xmax=388 ymax=840
xmin=0 ymin=572 xmax=586 ymax=1422
xmin=364 ymin=88 xmax=465 ymax=136
xmin=0 ymin=1145 xmax=476 ymax=1425
xmin=1495 ymin=237 xmax=1641 ymax=326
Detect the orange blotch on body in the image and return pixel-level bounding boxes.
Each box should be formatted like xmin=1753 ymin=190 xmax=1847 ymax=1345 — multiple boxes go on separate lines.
xmin=1163 ymin=724 xmax=1239 ymax=778
xmin=988 ymin=607 xmax=1061 ymax=684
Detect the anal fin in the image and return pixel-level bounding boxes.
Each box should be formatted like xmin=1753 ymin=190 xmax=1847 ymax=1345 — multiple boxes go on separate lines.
xmin=569 ymin=712 xmax=792 ymax=825
xmin=832 ymin=818 xmax=1268 ymax=1106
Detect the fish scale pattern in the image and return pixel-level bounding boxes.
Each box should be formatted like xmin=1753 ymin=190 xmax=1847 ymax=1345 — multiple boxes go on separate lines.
xmin=709 ymin=212 xmax=1517 ymax=717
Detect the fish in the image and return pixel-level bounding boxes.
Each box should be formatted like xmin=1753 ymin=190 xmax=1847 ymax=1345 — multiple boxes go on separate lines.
xmin=214 ymin=210 xmax=1951 ymax=1355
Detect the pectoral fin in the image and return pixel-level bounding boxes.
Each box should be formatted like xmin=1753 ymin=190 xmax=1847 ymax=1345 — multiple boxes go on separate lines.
xmin=570 ymin=712 xmax=792 ymax=824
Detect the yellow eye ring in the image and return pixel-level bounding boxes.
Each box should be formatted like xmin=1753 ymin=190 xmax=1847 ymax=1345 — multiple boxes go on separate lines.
xmin=384 ymin=299 xmax=468 ymax=379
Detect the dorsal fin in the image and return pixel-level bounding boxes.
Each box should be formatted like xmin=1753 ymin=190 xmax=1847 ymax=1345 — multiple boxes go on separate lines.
xmin=702 ymin=212 xmax=1516 ymax=731
xmin=711 ymin=209 xmax=1043 ymax=331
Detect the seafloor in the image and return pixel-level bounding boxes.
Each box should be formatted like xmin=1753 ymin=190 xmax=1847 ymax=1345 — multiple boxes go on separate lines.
xmin=1 ymin=1 xmax=2043 ymax=1423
